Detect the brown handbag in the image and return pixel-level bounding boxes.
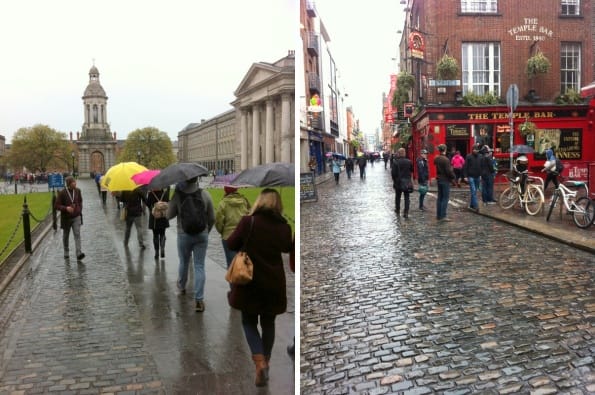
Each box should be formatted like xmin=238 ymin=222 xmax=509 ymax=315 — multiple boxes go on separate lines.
xmin=225 ymin=217 xmax=254 ymax=285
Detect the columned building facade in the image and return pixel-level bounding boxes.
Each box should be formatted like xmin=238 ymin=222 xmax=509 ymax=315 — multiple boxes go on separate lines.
xmin=76 ymin=65 xmax=117 ymax=176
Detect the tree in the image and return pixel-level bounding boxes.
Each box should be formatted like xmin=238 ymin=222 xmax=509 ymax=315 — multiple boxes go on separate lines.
xmin=6 ymin=124 xmax=71 ymax=173
xmin=119 ymin=127 xmax=176 ymax=169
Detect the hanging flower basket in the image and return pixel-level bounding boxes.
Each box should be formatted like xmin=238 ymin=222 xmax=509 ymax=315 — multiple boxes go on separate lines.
xmin=519 ymin=119 xmax=537 ymax=137
xmin=526 ymin=52 xmax=551 ymax=79
xmin=436 ymin=55 xmax=459 ymax=80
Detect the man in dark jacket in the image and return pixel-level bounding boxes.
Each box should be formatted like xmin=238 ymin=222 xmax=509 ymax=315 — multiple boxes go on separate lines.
xmin=463 ymin=144 xmax=482 ymax=211
xmin=121 ymin=188 xmax=146 ymax=249
xmin=391 ymin=148 xmax=413 ymax=217
xmin=434 ymin=144 xmax=456 ymax=221
xmin=479 ymin=145 xmax=497 ymax=205
xmin=54 ymin=176 xmax=85 ymax=260
xmin=357 ymin=156 xmax=367 ymax=179
xmin=416 ymin=149 xmax=430 ymax=211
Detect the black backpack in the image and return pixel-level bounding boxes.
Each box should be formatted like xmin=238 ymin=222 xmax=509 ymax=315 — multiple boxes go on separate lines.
xmin=178 ymin=189 xmax=207 ymax=234
xmin=555 ymin=158 xmax=564 ymax=174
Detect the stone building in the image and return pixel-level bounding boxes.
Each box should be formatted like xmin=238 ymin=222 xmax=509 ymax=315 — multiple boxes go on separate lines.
xmin=76 ymin=64 xmax=118 ymax=176
xmin=177 ymin=51 xmax=295 ymax=173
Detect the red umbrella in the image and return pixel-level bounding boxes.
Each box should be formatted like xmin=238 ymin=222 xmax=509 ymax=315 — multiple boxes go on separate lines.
xmin=131 ymin=169 xmax=160 ymax=186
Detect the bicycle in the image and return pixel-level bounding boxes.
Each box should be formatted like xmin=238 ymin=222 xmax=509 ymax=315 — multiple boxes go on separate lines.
xmin=498 ymin=172 xmax=544 ymax=215
xmin=546 ymin=180 xmax=593 ymax=228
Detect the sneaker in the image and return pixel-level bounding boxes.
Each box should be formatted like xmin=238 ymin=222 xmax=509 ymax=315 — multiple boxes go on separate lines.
xmin=195 ymin=300 xmax=205 ymax=312
xmin=76 ymin=253 xmax=85 ymax=260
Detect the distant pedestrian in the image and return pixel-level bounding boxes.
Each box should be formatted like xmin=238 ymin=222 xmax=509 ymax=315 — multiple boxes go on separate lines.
xmin=450 ymin=150 xmax=465 ymax=187
xmin=383 ymin=152 xmax=390 ymax=169
xmin=479 ymin=145 xmax=497 ymax=205
xmin=94 ymin=172 xmax=102 ymax=195
xmin=226 ymin=188 xmax=293 ymax=387
xmin=463 ymin=144 xmax=482 ymax=211
xmin=121 ymin=188 xmax=147 ymax=249
xmin=357 ymin=156 xmax=367 ymax=179
xmin=99 ymin=175 xmax=108 ymax=205
xmin=147 ymin=187 xmax=170 ymax=259
xmin=391 ymin=148 xmax=414 ymax=218
xmin=416 ymin=149 xmax=430 ymax=211
xmin=331 ymin=157 xmax=341 ymax=185
xmin=215 ymin=185 xmax=251 ymax=269
xmin=345 ymin=157 xmax=354 ymax=179
xmin=167 ymin=176 xmax=215 ymax=313
xmin=54 ymin=176 xmax=85 ymax=260
xmin=434 ymin=144 xmax=456 ymax=221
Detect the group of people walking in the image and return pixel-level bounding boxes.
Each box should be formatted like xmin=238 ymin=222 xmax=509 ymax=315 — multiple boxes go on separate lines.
xmin=55 ymin=175 xmax=293 ymax=388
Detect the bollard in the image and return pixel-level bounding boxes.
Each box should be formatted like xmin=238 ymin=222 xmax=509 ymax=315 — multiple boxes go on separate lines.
xmin=14 ymin=182 xmax=17 ymax=194
xmin=22 ymin=196 xmax=32 ymax=253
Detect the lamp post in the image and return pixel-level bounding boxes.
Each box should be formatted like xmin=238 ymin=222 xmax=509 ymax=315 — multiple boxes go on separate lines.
xmin=71 ymin=152 xmax=75 ymax=177
xmin=137 ymin=150 xmax=142 ymax=165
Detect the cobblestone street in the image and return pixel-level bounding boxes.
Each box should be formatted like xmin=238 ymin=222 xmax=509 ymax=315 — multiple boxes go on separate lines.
xmin=300 ymin=164 xmax=594 ymax=394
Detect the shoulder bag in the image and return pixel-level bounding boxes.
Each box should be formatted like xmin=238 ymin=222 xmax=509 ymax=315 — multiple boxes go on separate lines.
xmin=225 ymin=216 xmax=254 ymax=285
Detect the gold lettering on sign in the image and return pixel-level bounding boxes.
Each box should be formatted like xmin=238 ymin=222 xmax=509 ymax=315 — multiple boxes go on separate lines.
xmin=467 ymin=111 xmax=555 ymax=121
xmin=508 ymin=18 xmax=553 ymax=42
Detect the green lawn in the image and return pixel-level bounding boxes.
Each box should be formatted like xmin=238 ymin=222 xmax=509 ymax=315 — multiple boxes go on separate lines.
xmin=0 ymin=187 xmax=295 ymax=264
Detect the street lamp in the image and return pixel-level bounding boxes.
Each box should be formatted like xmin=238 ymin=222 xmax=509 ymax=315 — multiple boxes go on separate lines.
xmin=137 ymin=150 xmax=142 ymax=164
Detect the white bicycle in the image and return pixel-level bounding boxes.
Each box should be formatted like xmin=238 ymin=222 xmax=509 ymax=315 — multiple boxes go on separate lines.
xmin=499 ymin=173 xmax=544 ymax=216
xmin=546 ymin=180 xmax=593 ymax=229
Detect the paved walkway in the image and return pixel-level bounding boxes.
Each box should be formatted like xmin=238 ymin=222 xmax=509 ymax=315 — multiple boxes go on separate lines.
xmin=0 ymin=178 xmax=295 ymax=394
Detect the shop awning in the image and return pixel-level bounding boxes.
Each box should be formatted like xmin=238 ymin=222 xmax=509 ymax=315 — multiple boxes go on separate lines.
xmin=580 ymin=81 xmax=595 ymax=98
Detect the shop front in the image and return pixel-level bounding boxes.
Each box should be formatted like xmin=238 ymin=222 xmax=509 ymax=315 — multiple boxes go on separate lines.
xmin=410 ymin=104 xmax=595 ymax=194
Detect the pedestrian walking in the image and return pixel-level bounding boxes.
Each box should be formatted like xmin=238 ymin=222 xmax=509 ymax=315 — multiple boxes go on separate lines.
xmin=226 ymin=188 xmax=293 ymax=387
xmin=463 ymin=144 xmax=482 ymax=211
xmin=434 ymin=144 xmax=456 ymax=221
xmin=167 ymin=176 xmax=215 ymax=312
xmin=383 ymin=152 xmax=390 ymax=169
xmin=215 ymin=185 xmax=251 ymax=269
xmin=99 ymin=175 xmax=108 ymax=205
xmin=147 ymin=187 xmax=170 ymax=259
xmin=416 ymin=149 xmax=430 ymax=211
xmin=345 ymin=157 xmax=354 ymax=179
xmin=391 ymin=147 xmax=414 ymax=218
xmin=54 ymin=176 xmax=85 ymax=260
xmin=121 ymin=188 xmax=147 ymax=249
xmin=357 ymin=155 xmax=367 ymax=179
xmin=479 ymin=145 xmax=497 ymax=205
xmin=331 ymin=157 xmax=341 ymax=185
xmin=542 ymin=146 xmax=560 ymax=193
xmin=450 ymin=150 xmax=465 ymax=187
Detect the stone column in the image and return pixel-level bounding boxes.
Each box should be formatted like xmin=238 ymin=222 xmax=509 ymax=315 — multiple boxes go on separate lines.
xmin=265 ymin=99 xmax=274 ymax=163
xmin=281 ymin=94 xmax=292 ymax=163
xmin=252 ymin=104 xmax=260 ymax=167
xmin=240 ymin=110 xmax=248 ymax=170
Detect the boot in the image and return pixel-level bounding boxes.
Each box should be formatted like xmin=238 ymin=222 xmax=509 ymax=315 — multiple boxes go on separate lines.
xmin=160 ymin=235 xmax=166 ymax=258
xmin=252 ymin=354 xmax=268 ymax=387
xmin=153 ymin=236 xmax=159 ymax=259
xmin=264 ymin=355 xmax=271 ymax=381
xmin=403 ymin=210 xmax=409 ymax=219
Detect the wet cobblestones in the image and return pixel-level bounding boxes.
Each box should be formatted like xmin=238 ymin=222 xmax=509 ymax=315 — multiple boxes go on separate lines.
xmin=301 ymin=166 xmax=594 ymax=394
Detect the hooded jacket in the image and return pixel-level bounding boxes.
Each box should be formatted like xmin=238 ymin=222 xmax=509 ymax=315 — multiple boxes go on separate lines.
xmin=167 ymin=180 xmax=215 ymax=233
xmin=215 ymin=192 xmax=251 ymax=239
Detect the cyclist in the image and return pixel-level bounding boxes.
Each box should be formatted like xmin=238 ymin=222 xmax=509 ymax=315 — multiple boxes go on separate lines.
xmin=512 ymin=155 xmax=529 ymax=196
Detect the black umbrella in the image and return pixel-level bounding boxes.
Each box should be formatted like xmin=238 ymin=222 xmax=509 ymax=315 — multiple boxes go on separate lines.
xmin=147 ymin=162 xmax=209 ymax=190
xmin=510 ymin=145 xmax=535 ymax=154
xmin=231 ymin=162 xmax=294 ymax=187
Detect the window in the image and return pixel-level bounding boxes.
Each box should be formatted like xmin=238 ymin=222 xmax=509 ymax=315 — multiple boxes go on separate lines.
xmin=462 ymin=43 xmax=501 ymax=96
xmin=461 ymin=0 xmax=497 ymax=13
xmin=560 ymin=43 xmax=581 ymax=93
xmin=561 ymin=0 xmax=580 ymax=15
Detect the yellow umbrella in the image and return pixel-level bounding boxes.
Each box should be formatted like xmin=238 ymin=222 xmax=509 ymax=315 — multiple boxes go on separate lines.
xmin=100 ymin=162 xmax=148 ymax=191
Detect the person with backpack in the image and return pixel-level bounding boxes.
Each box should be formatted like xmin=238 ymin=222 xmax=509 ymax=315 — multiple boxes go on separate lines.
xmin=542 ymin=146 xmax=561 ymax=193
xmin=147 ymin=187 xmax=170 ymax=259
xmin=167 ymin=176 xmax=215 ymax=312
xmin=215 ymin=185 xmax=251 ymax=270
xmin=121 ymin=188 xmax=147 ymax=250
xmin=226 ymin=188 xmax=293 ymax=387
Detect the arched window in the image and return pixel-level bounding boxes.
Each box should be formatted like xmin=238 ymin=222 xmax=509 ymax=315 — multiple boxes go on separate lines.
xmin=93 ymin=104 xmax=98 ymax=123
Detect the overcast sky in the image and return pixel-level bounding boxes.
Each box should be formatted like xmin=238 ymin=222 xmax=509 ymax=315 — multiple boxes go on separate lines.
xmin=313 ymin=0 xmax=406 ymax=137
xmin=0 ymin=0 xmax=296 ymax=144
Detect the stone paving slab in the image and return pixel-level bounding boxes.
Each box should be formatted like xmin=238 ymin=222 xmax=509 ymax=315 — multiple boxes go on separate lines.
xmin=302 ymin=167 xmax=594 ymax=394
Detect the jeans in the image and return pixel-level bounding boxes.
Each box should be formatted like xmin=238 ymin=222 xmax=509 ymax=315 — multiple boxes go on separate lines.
xmin=124 ymin=215 xmax=144 ymax=246
xmin=436 ymin=179 xmax=451 ymax=219
xmin=62 ymin=216 xmax=83 ymax=256
xmin=419 ymin=184 xmax=427 ymax=209
xmin=221 ymin=238 xmax=236 ymax=269
xmin=468 ymin=176 xmax=481 ymax=208
xmin=359 ymin=167 xmax=366 ymax=179
xmin=481 ymin=175 xmax=494 ymax=203
xmin=346 ymin=168 xmax=352 ymax=179
xmin=177 ymin=229 xmax=209 ymax=301
xmin=241 ymin=312 xmax=276 ymax=356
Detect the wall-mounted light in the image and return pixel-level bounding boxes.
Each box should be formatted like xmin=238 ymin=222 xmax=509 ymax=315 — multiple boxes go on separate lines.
xmin=454 ymin=91 xmax=463 ymax=104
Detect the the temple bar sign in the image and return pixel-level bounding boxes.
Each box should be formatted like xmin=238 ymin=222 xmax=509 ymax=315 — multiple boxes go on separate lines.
xmin=508 ymin=18 xmax=553 ymax=41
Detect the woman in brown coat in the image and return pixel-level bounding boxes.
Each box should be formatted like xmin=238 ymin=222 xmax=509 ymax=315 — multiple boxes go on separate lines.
xmin=227 ymin=188 xmax=293 ymax=387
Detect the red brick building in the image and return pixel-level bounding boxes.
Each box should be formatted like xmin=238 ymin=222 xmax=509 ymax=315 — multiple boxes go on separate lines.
xmin=396 ymin=0 xmax=595 ymax=191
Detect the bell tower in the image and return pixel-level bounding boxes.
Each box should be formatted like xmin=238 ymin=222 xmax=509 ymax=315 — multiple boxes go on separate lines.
xmin=81 ymin=63 xmax=111 ymax=140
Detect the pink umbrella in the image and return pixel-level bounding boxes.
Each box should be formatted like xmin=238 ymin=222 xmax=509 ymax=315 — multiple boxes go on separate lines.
xmin=131 ymin=169 xmax=160 ymax=186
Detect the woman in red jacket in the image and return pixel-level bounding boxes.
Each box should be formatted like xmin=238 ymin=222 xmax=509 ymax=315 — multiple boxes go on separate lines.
xmin=226 ymin=188 xmax=293 ymax=387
